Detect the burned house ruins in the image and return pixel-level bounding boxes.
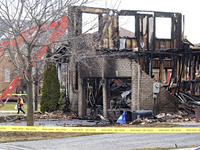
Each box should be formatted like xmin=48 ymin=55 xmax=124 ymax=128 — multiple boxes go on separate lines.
xmin=56 ymin=6 xmax=200 ymax=119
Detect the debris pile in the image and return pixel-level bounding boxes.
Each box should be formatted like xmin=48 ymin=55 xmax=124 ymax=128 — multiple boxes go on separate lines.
xmin=34 ymin=111 xmax=74 ymax=121
xmin=175 ymin=90 xmax=200 ymax=114
xmin=2 ymin=110 xmax=198 ymax=127
xmin=128 ymin=111 xmax=196 ymax=125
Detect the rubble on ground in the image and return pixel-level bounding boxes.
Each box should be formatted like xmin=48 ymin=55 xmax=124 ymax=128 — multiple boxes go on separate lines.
xmin=34 ymin=110 xmax=198 ymax=126
xmin=128 ymin=111 xmax=197 ymax=125
xmin=0 ymin=111 xmax=108 ymax=127
xmin=34 ymin=111 xmax=72 ymax=120
xmin=1 ymin=109 xmax=199 ymax=127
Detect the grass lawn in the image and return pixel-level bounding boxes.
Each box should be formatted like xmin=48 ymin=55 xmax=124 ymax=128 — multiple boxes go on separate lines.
xmin=0 ymin=104 xmax=40 ymax=115
xmin=0 ymin=104 xmax=27 ymax=111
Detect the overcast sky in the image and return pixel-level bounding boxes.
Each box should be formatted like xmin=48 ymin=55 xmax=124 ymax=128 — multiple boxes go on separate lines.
xmin=85 ymin=0 xmax=200 ymax=44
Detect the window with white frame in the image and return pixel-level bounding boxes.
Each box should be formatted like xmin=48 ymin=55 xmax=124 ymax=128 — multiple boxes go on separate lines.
xmin=5 ymin=67 xmax=10 ymax=82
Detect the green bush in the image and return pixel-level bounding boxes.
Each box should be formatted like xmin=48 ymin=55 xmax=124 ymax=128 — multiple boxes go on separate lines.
xmin=40 ymin=47 xmax=60 ymax=113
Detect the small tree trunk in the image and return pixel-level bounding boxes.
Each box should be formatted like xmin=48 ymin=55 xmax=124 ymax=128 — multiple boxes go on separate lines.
xmin=34 ymin=64 xmax=38 ymax=111
xmin=34 ymin=82 xmax=38 ymax=111
xmin=27 ymin=52 xmax=34 ymax=126
xmin=27 ymin=80 xmax=34 ymax=126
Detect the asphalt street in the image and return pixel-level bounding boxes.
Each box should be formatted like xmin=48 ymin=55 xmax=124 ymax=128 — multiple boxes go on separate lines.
xmin=0 ymin=133 xmax=200 ymax=150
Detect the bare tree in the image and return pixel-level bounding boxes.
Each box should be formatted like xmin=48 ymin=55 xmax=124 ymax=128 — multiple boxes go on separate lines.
xmin=0 ymin=0 xmax=90 ymax=126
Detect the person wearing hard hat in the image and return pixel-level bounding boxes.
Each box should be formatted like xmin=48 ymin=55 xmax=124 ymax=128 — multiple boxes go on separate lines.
xmin=17 ymin=95 xmax=25 ymax=114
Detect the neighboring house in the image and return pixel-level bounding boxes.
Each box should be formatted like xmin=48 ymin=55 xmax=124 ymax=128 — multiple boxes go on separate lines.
xmin=119 ymin=27 xmax=135 ymax=37
xmin=0 ymin=15 xmax=68 ymax=104
xmin=0 ymin=50 xmax=18 ymax=101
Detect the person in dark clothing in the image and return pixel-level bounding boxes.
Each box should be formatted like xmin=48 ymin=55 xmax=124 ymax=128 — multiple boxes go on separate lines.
xmin=17 ymin=95 xmax=25 ymax=114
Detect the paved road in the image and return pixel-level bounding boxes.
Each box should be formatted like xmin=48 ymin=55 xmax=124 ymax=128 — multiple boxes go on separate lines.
xmin=0 ymin=133 xmax=200 ymax=150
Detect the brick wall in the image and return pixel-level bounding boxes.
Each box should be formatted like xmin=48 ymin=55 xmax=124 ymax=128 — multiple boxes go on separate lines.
xmin=139 ymin=67 xmax=178 ymax=114
xmin=78 ymin=56 xmax=178 ymax=116
xmin=0 ymin=54 xmax=18 ymax=100
xmin=80 ymin=57 xmax=132 ymax=78
xmin=155 ymin=87 xmax=178 ymax=114
xmin=139 ymin=69 xmax=155 ymax=110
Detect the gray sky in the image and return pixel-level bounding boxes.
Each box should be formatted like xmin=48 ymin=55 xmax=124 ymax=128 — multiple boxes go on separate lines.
xmin=86 ymin=0 xmax=200 ymax=44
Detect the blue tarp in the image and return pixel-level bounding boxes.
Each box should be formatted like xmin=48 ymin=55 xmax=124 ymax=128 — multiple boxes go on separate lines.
xmin=116 ymin=111 xmax=126 ymax=124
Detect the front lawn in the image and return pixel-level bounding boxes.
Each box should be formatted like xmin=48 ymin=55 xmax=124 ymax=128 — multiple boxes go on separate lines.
xmin=0 ymin=104 xmax=40 ymax=115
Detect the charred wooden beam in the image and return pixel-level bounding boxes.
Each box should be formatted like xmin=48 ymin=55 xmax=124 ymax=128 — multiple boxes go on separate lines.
xmin=98 ymin=14 xmax=103 ymax=35
xmin=155 ymin=12 xmax=174 ymax=18
xmin=179 ymin=57 xmax=181 ymax=80
xmin=145 ymin=53 xmax=150 ymax=75
xmin=135 ymin=14 xmax=140 ymax=51
xmin=80 ymin=6 xmax=108 ymax=14
xmin=160 ymin=58 xmax=164 ymax=83
xmin=181 ymin=56 xmax=185 ymax=80
xmin=150 ymin=53 xmax=153 ymax=77
xmin=153 ymin=15 xmax=156 ymax=51
xmin=100 ymin=12 xmax=115 ymax=46
xmin=175 ymin=57 xmax=179 ymax=82
xmin=173 ymin=56 xmax=177 ymax=80
xmin=184 ymin=55 xmax=188 ymax=80
xmin=142 ymin=55 xmax=145 ymax=71
xmin=188 ymin=52 xmax=192 ymax=80
xmin=171 ymin=16 xmax=175 ymax=49
xmin=119 ymin=10 xmax=137 ymax=16
xmin=98 ymin=11 xmax=109 ymax=43
xmin=147 ymin=15 xmax=150 ymax=51
xmin=176 ymin=13 xmax=182 ymax=49
xmin=197 ymin=55 xmax=199 ymax=74
xmin=113 ymin=13 xmax=119 ymax=49
xmin=68 ymin=6 xmax=82 ymax=36
xmin=192 ymin=56 xmax=196 ymax=80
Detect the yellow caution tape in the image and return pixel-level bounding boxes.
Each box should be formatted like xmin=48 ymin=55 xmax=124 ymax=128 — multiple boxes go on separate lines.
xmin=0 ymin=126 xmax=200 ymax=133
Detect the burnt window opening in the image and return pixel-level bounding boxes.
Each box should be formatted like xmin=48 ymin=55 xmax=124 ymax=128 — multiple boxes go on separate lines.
xmin=119 ymin=16 xmax=135 ymax=37
xmin=82 ymin=13 xmax=98 ymax=34
xmin=81 ymin=13 xmax=99 ymax=50
xmin=156 ymin=17 xmax=171 ymax=39
xmin=119 ymin=16 xmax=136 ymax=50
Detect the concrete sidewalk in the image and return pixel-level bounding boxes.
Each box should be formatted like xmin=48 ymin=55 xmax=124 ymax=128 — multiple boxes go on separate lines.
xmin=0 ymin=111 xmax=17 ymax=113
xmin=174 ymin=147 xmax=200 ymax=150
